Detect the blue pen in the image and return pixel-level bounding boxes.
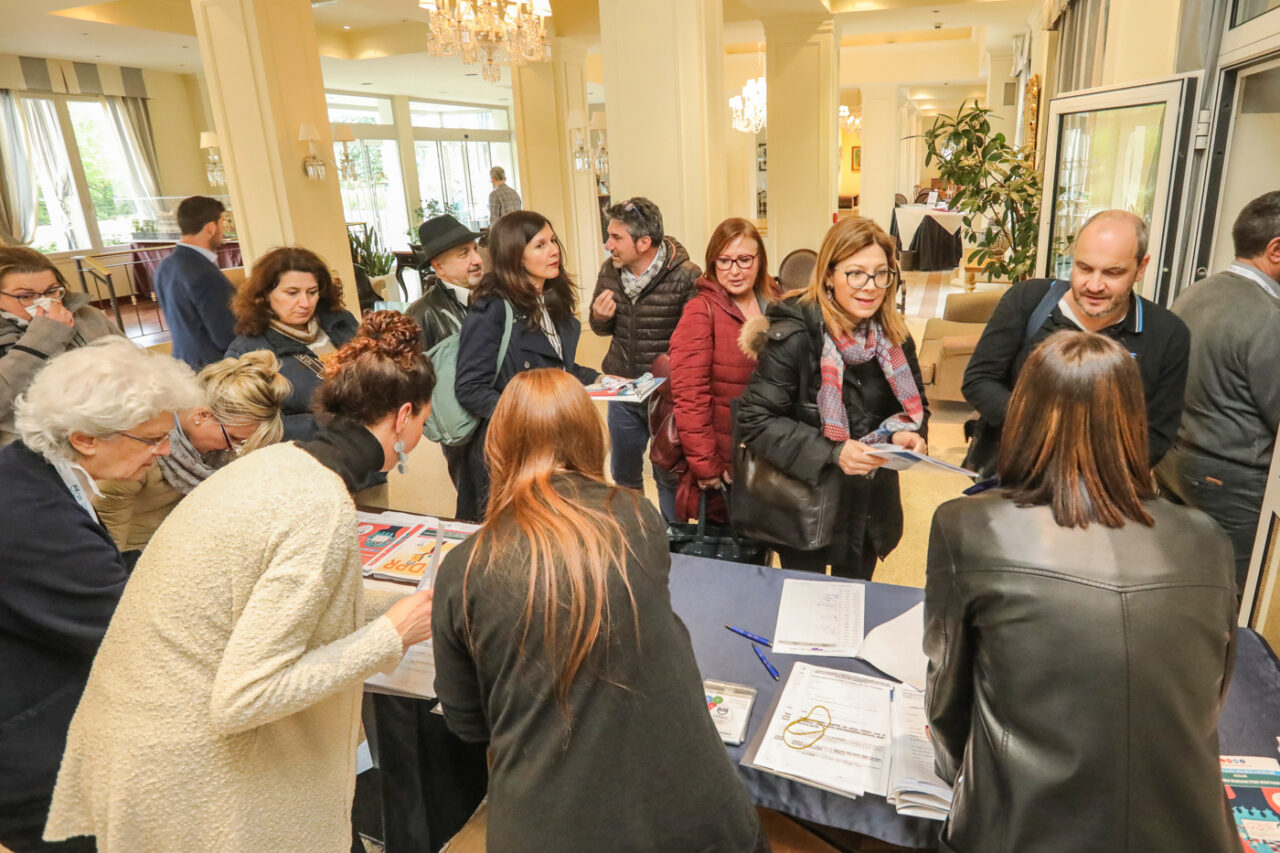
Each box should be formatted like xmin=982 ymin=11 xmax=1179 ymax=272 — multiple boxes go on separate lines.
xmin=725 ymin=624 xmax=772 ymax=647
xmin=753 ymin=643 xmax=780 ymax=681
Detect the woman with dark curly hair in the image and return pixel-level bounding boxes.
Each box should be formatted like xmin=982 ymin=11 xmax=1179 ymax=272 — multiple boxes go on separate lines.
xmin=226 ymin=246 xmax=358 ymax=440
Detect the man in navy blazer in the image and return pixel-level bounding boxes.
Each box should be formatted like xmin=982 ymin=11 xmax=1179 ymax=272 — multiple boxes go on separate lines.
xmin=154 ymin=196 xmax=236 ymax=369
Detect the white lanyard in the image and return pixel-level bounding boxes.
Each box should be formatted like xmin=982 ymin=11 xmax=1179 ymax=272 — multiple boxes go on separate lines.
xmin=53 ymin=458 xmax=101 ymax=521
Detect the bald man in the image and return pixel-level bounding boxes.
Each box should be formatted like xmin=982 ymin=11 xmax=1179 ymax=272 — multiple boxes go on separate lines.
xmin=961 ymin=210 xmax=1190 ymax=475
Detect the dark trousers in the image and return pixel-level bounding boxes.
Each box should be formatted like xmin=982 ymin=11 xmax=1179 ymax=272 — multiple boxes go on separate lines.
xmin=454 ymin=425 xmax=491 ymax=522
xmin=369 ymin=695 xmax=489 ymax=853
xmin=775 ymin=528 xmax=878 ymax=581
xmin=1156 ymin=445 xmax=1268 ymax=593
xmin=441 ymin=440 xmax=480 ymax=522
xmin=607 ymin=401 xmax=679 ymax=522
xmin=0 ymin=796 xmax=96 ymax=853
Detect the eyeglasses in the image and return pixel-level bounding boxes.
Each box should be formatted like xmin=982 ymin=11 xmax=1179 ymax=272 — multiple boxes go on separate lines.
xmin=833 ymin=268 xmax=897 ymax=290
xmin=217 ymin=421 xmax=249 ymax=453
xmin=714 ymin=254 xmax=758 ymax=271
xmin=0 ymin=284 xmax=67 ymax=307
xmin=119 ymin=432 xmax=172 ymax=454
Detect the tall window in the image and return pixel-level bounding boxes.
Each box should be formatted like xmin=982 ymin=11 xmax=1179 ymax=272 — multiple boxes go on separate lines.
xmin=334 ymin=138 xmax=411 ymax=251
xmin=24 ymin=97 xmax=91 ymax=253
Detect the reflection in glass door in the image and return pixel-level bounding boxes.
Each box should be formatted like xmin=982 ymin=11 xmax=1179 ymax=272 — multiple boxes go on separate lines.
xmin=415 ymin=140 xmax=516 ymax=231
xmin=1036 ymin=77 xmax=1197 ymax=303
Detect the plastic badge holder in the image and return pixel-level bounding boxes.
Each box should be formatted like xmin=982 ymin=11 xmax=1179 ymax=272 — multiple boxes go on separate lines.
xmin=705 ymin=679 xmax=757 ymax=746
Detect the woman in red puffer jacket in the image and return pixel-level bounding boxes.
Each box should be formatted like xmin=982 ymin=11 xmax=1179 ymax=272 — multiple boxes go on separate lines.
xmin=669 ymin=218 xmax=780 ymax=522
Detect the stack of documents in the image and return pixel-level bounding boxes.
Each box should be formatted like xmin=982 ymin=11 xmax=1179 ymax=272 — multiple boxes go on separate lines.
xmin=358 ymin=512 xmax=481 ymax=588
xmin=586 ymin=373 xmax=665 ymax=403
xmin=743 ymin=663 xmax=952 ymax=820
xmin=887 ymin=687 xmax=953 ymax=820
xmin=771 ymin=579 xmax=865 ymax=657
xmin=356 ymin=510 xmax=427 ymax=569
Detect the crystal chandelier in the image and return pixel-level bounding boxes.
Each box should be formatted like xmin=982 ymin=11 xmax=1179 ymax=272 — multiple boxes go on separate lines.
xmin=419 ymin=0 xmax=552 ymax=84
xmin=839 ymin=105 xmax=862 ymax=132
xmin=729 ymin=76 xmax=766 ymax=135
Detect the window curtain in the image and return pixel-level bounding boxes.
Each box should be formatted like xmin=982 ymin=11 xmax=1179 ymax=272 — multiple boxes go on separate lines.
xmin=106 ymin=95 xmax=161 ymax=218
xmin=23 ymin=97 xmax=85 ymax=250
xmin=1051 ymin=0 xmax=1110 ymax=95
xmin=0 ymin=89 xmax=37 ymax=246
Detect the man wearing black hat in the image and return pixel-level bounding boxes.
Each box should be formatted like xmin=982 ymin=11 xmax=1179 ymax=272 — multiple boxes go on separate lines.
xmin=406 ymin=214 xmax=485 ymax=352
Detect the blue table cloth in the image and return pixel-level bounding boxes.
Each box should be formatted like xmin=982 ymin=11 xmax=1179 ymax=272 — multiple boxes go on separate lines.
xmin=667 ymin=553 xmax=1280 ymax=850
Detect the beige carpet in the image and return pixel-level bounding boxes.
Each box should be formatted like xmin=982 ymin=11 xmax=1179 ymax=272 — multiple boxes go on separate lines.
xmin=363 ymin=280 xmax=978 ymax=592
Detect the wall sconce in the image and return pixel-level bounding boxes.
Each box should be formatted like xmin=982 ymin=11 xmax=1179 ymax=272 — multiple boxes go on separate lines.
xmin=298 ymin=122 xmax=327 ymax=181
xmin=199 ymin=131 xmax=225 ymax=187
xmin=332 ymin=124 xmax=359 ymax=183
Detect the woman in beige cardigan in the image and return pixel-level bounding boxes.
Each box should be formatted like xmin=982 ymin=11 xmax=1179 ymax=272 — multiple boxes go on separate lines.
xmin=94 ymin=351 xmax=292 ymax=552
xmin=45 ymin=312 xmax=436 ymax=852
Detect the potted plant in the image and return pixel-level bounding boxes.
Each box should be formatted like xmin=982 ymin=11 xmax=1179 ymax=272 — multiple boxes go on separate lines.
xmin=922 ymin=100 xmax=1042 ymax=283
xmin=348 ymin=228 xmax=398 ymax=299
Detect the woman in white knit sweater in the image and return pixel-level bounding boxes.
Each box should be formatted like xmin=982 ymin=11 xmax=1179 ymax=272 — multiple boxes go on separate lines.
xmin=44 ymin=312 xmax=436 ymax=852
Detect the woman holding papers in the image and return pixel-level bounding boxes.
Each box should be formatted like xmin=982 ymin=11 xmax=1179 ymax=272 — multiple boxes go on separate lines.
xmin=432 ymin=369 xmax=767 ymax=853
xmin=668 ymin=217 xmax=780 ymax=522
xmin=736 ymin=217 xmax=929 ymax=579
xmin=45 ymin=312 xmax=437 ymax=853
xmin=924 ymin=331 xmax=1237 ymax=853
xmin=453 ymin=211 xmax=601 ymax=520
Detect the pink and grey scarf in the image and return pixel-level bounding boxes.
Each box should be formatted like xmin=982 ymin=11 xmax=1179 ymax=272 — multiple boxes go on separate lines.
xmin=817 ymin=321 xmax=924 ymax=444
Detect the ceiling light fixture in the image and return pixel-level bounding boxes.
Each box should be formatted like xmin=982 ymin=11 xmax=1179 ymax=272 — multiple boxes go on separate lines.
xmin=728 ymin=43 xmax=766 ymax=135
xmin=418 ymin=0 xmax=552 ymax=85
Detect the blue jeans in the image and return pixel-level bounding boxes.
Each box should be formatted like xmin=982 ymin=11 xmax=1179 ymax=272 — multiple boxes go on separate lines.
xmin=607 ymin=401 xmax=678 ymax=522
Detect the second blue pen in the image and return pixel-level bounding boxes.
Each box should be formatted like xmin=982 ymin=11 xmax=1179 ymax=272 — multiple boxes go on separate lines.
xmin=725 ymin=624 xmax=772 ymax=646
xmin=753 ymin=643 xmax=780 ymax=681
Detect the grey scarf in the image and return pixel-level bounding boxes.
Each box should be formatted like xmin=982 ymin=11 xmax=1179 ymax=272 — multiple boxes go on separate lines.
xmin=619 ymin=241 xmax=668 ymax=301
xmin=156 ymin=417 xmax=219 ymax=495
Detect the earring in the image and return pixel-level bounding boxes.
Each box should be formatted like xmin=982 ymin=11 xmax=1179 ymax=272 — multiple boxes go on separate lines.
xmin=393 ymin=437 xmax=408 ymax=475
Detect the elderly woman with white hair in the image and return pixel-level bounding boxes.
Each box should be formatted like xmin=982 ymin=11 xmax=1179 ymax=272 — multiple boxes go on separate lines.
xmin=0 ymin=337 xmax=200 ymax=853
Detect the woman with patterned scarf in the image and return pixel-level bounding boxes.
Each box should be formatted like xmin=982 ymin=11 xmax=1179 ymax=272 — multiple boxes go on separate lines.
xmin=736 ymin=217 xmax=929 ymax=579
xmin=94 ymin=351 xmax=291 ymax=552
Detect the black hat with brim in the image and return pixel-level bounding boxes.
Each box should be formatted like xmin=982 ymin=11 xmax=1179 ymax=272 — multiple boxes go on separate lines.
xmin=418 ymin=215 xmax=481 ymax=265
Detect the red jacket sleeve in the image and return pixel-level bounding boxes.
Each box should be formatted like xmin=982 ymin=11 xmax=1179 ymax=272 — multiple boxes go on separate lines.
xmin=669 ymin=296 xmax=720 ymax=480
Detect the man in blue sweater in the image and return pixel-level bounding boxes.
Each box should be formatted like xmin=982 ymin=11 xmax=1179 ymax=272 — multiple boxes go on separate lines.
xmin=154 ymin=196 xmax=236 ymax=369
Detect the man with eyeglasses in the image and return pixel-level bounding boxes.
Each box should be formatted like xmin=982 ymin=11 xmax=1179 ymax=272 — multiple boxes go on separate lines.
xmin=589 ymin=197 xmax=700 ymax=519
xmin=0 ymin=246 xmax=121 ymax=446
xmin=961 ymin=209 xmax=1189 ymax=478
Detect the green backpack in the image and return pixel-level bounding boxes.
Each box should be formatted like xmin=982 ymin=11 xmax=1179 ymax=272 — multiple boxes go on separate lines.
xmin=423 ymin=299 xmax=514 ymax=446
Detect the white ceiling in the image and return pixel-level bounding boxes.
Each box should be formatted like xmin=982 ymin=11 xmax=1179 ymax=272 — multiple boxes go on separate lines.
xmin=0 ymin=0 xmax=200 ymax=72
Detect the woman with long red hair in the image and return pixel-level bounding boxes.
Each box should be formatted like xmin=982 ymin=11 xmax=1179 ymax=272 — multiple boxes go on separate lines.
xmin=431 ymin=368 xmax=766 ymax=853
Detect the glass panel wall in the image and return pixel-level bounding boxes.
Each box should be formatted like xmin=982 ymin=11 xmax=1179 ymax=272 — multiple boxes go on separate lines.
xmin=336 ymin=139 xmax=411 ymax=251
xmin=326 ymin=92 xmax=394 ymax=126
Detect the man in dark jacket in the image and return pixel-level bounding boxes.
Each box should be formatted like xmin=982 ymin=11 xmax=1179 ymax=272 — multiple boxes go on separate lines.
xmin=589 ymin=197 xmax=698 ymax=513
xmin=405 ymin=215 xmax=484 ymax=352
xmin=153 ymin=196 xmax=236 ymax=369
xmin=962 ymin=209 xmax=1189 ymax=468
xmin=1156 ymin=191 xmax=1280 ymax=593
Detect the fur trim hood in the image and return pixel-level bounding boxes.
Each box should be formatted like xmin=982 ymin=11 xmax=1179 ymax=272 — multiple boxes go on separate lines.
xmin=738 ymin=314 xmax=770 ymax=360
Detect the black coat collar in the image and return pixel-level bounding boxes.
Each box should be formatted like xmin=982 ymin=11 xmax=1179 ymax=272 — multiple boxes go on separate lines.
xmin=297 ymin=418 xmax=386 ymax=492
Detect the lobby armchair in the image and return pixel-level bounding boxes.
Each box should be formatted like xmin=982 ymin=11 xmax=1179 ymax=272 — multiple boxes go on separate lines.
xmin=916 ymin=289 xmax=1003 ymax=403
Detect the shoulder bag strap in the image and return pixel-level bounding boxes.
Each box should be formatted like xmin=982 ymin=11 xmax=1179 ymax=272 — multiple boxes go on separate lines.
xmin=492 ymin=298 xmax=514 ymax=385
xmin=293 ymin=351 xmax=326 ymax=378
xmin=1024 ymin=279 xmax=1071 ymax=341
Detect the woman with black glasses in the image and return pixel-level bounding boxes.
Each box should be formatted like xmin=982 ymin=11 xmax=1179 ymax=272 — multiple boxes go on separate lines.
xmin=736 ymin=217 xmax=930 ymax=579
xmin=0 ymin=247 xmax=122 ymax=446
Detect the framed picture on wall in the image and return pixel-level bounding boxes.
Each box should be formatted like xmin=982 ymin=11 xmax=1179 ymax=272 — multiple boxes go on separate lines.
xmin=852 ymin=146 xmax=861 ymax=171
xmin=757 ymin=143 xmax=767 ymax=171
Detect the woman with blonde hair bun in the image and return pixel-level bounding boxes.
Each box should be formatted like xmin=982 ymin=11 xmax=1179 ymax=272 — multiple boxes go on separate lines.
xmin=432 ymin=368 xmax=766 ymax=853
xmin=94 ymin=350 xmax=292 ymax=551
xmin=736 ymin=216 xmax=929 ymax=579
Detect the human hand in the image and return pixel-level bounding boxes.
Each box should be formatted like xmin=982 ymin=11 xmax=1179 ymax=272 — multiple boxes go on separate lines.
xmin=384 ymin=589 xmax=433 ymax=649
xmin=697 ymin=475 xmax=723 ymax=490
xmin=837 ymin=440 xmax=886 ymax=477
xmin=32 ymin=300 xmax=75 ymax=328
xmin=891 ymin=431 xmax=927 ymax=454
xmin=591 ymin=289 xmax=616 ymax=320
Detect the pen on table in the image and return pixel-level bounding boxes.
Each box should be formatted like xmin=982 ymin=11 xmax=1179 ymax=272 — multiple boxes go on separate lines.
xmin=725 ymin=624 xmax=772 ymax=647
xmin=753 ymin=643 xmax=780 ymax=681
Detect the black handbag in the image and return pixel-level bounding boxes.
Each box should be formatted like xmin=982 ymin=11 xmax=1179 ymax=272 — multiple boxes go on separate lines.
xmin=729 ymin=433 xmax=841 ymax=552
xmin=960 ymin=416 xmax=1001 ymax=480
xmin=667 ymin=490 xmax=772 ymax=566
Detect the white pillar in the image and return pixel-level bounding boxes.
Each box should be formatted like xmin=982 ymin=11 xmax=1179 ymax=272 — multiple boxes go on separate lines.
xmin=859 ymin=83 xmax=904 ymax=232
xmin=598 ymin=0 xmax=726 ymax=263
xmin=762 ymin=14 xmax=840 ymax=263
xmin=985 ymin=48 xmax=1016 ymax=147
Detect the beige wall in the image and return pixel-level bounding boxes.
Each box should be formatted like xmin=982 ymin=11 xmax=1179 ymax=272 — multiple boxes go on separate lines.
xmin=839 ymin=39 xmax=984 ymax=88
xmin=143 ymin=70 xmax=209 ymax=199
xmin=1102 ymin=0 xmax=1183 ymax=86
xmin=724 ymin=52 xmax=762 ymax=223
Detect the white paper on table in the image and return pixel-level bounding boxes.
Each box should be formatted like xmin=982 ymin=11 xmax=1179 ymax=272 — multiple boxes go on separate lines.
xmin=857 ymin=602 xmax=927 ymax=691
xmin=887 ymin=686 xmax=953 ymax=820
xmin=772 ymin=579 xmax=864 ymax=657
xmin=865 ymin=445 xmax=978 ymax=478
xmin=752 ymin=663 xmax=894 ymax=799
xmin=365 ymin=640 xmax=436 ymax=699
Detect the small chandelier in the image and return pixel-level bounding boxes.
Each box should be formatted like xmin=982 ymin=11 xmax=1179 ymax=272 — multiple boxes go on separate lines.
xmin=419 ymin=0 xmax=552 ymax=84
xmin=730 ymin=77 xmax=766 ymax=135
xmin=199 ymin=131 xmax=225 ymax=187
xmin=839 ymin=105 xmax=862 ymax=132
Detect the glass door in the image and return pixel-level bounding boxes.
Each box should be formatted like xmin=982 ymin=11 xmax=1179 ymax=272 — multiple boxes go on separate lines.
xmin=1035 ymin=76 xmax=1199 ymax=304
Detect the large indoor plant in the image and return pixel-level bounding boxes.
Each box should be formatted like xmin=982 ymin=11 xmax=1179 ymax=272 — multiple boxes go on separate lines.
xmin=348 ymin=227 xmax=397 ymax=299
xmin=922 ymin=101 xmax=1042 ymax=282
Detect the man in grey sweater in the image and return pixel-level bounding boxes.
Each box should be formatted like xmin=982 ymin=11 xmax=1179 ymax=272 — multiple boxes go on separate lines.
xmin=1156 ymin=191 xmax=1280 ymax=593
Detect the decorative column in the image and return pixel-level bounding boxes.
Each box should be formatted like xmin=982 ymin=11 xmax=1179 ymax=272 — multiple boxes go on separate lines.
xmin=598 ymin=0 xmax=726 ymax=265
xmin=190 ymin=0 xmax=357 ymax=308
xmin=859 ymin=83 xmax=905 ymax=233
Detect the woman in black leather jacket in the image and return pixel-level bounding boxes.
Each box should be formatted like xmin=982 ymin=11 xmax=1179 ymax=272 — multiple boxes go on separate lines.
xmin=736 ymin=217 xmax=928 ymax=579
xmin=925 ymin=330 xmax=1238 ymax=853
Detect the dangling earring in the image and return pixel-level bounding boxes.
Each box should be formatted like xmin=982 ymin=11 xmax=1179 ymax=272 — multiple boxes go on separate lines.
xmin=393 ymin=437 xmax=408 ymax=475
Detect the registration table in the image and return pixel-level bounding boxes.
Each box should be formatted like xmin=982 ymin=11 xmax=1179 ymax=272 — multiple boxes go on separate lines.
xmin=889 ymin=206 xmax=964 ymax=272
xmin=666 ymin=553 xmax=1280 ymax=849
